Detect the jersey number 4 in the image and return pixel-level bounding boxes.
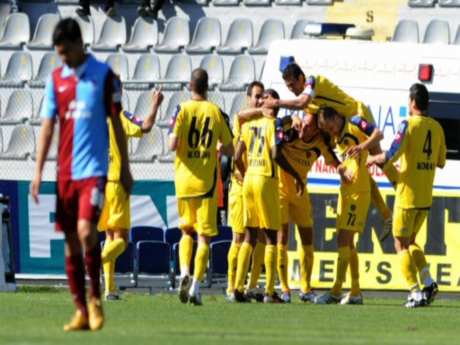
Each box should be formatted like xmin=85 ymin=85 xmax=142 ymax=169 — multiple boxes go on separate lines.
xmin=188 ymin=116 xmax=213 ymax=149
xmin=422 ymin=130 xmax=432 ymax=159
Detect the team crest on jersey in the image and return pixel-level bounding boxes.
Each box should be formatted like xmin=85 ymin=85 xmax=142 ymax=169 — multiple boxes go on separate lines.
xmin=360 ymin=120 xmax=368 ymax=131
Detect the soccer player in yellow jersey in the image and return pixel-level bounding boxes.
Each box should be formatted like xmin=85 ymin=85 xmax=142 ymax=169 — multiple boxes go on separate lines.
xmin=226 ymin=81 xmax=264 ymax=301
xmin=98 ymin=89 xmax=163 ymax=300
xmin=234 ymin=89 xmax=283 ymax=303
xmin=315 ymin=106 xmax=384 ymax=305
xmin=368 ymin=84 xmax=446 ymax=308
xmin=264 ymin=62 xmax=396 ymax=236
xmin=169 ymin=69 xmax=234 ymax=305
xmin=274 ymin=114 xmax=341 ymax=303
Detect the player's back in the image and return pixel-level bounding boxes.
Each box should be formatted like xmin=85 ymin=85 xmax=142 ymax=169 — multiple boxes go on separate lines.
xmin=396 ymin=115 xmax=446 ymax=208
xmin=173 ymin=99 xmax=231 ymax=198
xmin=241 ymin=116 xmax=277 ymax=178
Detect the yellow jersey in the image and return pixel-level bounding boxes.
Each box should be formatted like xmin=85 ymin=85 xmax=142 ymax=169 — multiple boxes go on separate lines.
xmin=334 ymin=116 xmax=374 ymax=194
xmin=172 ymin=100 xmax=233 ymax=198
xmin=107 ymin=110 xmax=143 ymax=182
xmin=278 ymin=134 xmax=336 ymax=195
xmin=230 ymin=116 xmax=247 ymax=191
xmin=240 ymin=117 xmax=277 ymax=178
xmin=386 ymin=115 xmax=446 ymax=209
xmin=303 ymin=75 xmax=361 ymax=118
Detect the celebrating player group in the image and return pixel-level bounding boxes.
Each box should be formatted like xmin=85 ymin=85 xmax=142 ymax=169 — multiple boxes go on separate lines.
xmin=31 ymin=17 xmax=446 ymax=332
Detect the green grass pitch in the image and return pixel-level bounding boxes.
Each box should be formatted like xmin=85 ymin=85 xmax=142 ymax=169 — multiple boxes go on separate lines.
xmin=1 ymin=288 xmax=459 ymax=345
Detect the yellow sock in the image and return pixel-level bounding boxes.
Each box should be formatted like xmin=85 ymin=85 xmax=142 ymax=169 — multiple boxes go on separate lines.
xmin=369 ymin=177 xmax=391 ymax=220
xmin=400 ymin=249 xmax=419 ymax=291
xmin=248 ymin=242 xmax=265 ymax=289
xmin=179 ymin=234 xmax=193 ymax=277
xmin=298 ymin=245 xmax=314 ymax=293
xmin=101 ymin=238 xmax=126 ymax=263
xmin=331 ymin=246 xmax=351 ymax=296
xmin=227 ymin=242 xmax=241 ymax=294
xmin=235 ymin=242 xmax=253 ymax=292
xmin=193 ymin=242 xmax=209 ymax=282
xmin=264 ymin=244 xmax=277 ymax=295
xmin=409 ymin=244 xmax=433 ymax=286
xmin=349 ymin=248 xmax=360 ymax=296
xmin=103 ymin=259 xmax=116 ymax=294
xmin=277 ymin=244 xmax=289 ymax=293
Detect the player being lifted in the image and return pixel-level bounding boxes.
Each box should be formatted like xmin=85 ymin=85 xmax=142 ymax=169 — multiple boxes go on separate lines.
xmin=170 ymin=69 xmax=234 ymax=305
xmin=315 ymin=106 xmax=384 ymax=305
xmin=274 ymin=114 xmax=341 ymax=303
xmin=368 ymin=84 xmax=446 ymax=308
xmin=98 ymin=89 xmax=163 ymax=300
xmin=264 ymin=62 xmax=396 ymax=235
xmin=233 ymin=89 xmax=282 ymax=303
xmin=31 ymin=18 xmax=132 ymax=331
xmin=226 ymin=81 xmax=264 ymax=301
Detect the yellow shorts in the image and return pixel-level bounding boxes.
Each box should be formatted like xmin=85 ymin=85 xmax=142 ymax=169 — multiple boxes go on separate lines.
xmin=228 ymin=181 xmax=245 ymax=235
xmin=393 ymin=207 xmax=428 ymax=238
xmin=98 ymin=181 xmax=131 ymax=231
xmin=243 ymin=175 xmax=281 ymax=231
xmin=336 ymin=191 xmax=370 ymax=233
xmin=280 ymin=188 xmax=313 ymax=228
xmin=177 ymin=189 xmax=218 ymax=237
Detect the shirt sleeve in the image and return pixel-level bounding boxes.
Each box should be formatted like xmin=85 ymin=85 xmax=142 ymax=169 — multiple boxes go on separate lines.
xmin=349 ymin=115 xmax=375 ymax=137
xmin=41 ymin=76 xmax=57 ymax=119
xmin=219 ymin=110 xmax=233 ymax=147
xmin=121 ymin=111 xmax=143 ymax=138
xmin=302 ymin=76 xmax=316 ymax=98
xmin=385 ymin=120 xmax=409 ymax=163
xmin=171 ymin=105 xmax=183 ymax=136
xmin=438 ymin=125 xmax=447 ymax=168
xmin=268 ymin=119 xmax=276 ymax=149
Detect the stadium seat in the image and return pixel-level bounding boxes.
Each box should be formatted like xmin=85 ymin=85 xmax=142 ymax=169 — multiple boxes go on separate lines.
xmin=157 ymin=54 xmax=191 ymax=90
xmin=229 ymin=93 xmax=246 ymax=121
xmin=124 ymin=54 xmax=161 ymax=90
xmin=423 ymin=19 xmax=450 ymax=44
xmin=135 ymin=241 xmax=171 ymax=276
xmin=115 ymin=242 xmax=134 ymax=274
xmin=186 ymin=17 xmax=222 ymax=54
xmin=131 ymin=226 xmax=164 ymax=243
xmin=291 ymin=19 xmax=312 ymax=39
xmin=0 ymin=52 xmax=33 ymax=87
xmin=122 ymin=92 xmax=130 ymax=111
xmin=439 ymin=0 xmax=460 ymax=7
xmin=92 ymin=16 xmax=127 ymax=51
xmin=213 ymin=0 xmax=240 ymax=6
xmin=0 ymin=13 xmax=30 ymax=49
xmin=105 ymin=53 xmax=129 ymax=81
xmin=27 ymin=14 xmax=60 ymax=50
xmin=208 ymin=91 xmax=226 ymax=112
xmin=408 ymin=0 xmax=435 ymax=7
xmin=172 ymin=241 xmax=197 ymax=275
xmin=307 ymin=0 xmax=333 ymax=4
xmin=0 ymin=90 xmax=33 ymax=125
xmin=219 ymin=55 xmax=256 ymax=91
xmin=154 ymin=17 xmax=190 ymax=53
xmin=392 ymin=20 xmax=419 ymax=43
xmin=207 ymin=240 xmax=231 ymax=286
xmin=217 ymin=18 xmax=254 ymax=54
xmin=275 ymin=0 xmax=302 ymax=5
xmin=29 ymin=53 xmax=62 ymax=88
xmin=199 ymin=55 xmax=224 ymax=88
xmin=31 ymin=97 xmax=44 ymax=125
xmin=249 ymin=19 xmax=285 ymax=55
xmin=75 ymin=15 xmax=95 ymax=47
xmin=0 ymin=125 xmax=35 ymax=160
xmin=0 ymin=127 xmax=3 ymax=152
xmin=123 ymin=17 xmax=158 ymax=52
xmin=158 ymin=91 xmax=190 ymax=127
xmin=32 ymin=126 xmax=59 ymax=161
xmin=133 ymin=90 xmax=156 ymax=119
xmin=130 ymin=126 xmax=164 ymax=162
xmin=244 ymin=0 xmax=271 ymax=6
xmin=164 ymin=227 xmax=182 ymax=246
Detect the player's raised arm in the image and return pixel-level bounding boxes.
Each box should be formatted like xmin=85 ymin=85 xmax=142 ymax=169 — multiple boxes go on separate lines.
xmin=234 ymin=139 xmax=247 ymax=178
xmin=347 ymin=116 xmax=383 ymax=158
xmin=219 ymin=111 xmax=235 ymax=157
xmin=168 ymin=105 xmax=183 ymax=152
xmin=369 ymin=121 xmax=409 ymax=167
xmin=141 ymin=88 xmax=164 ymax=133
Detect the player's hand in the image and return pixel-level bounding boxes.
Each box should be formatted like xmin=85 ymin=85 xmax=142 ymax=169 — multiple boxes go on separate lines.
xmin=338 ymin=165 xmax=353 ymax=184
xmin=347 ymin=144 xmax=364 ymax=158
xmin=120 ymin=169 xmax=134 ymax=194
xmin=30 ymin=174 xmax=41 ymax=204
xmin=367 ymin=154 xmax=385 ymax=167
xmin=295 ymin=177 xmax=305 ymax=196
xmin=152 ymin=87 xmax=164 ymax=106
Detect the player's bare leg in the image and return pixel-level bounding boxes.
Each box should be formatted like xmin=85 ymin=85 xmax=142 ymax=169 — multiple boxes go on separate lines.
xmin=102 ymin=229 xmax=128 ymax=300
xmin=78 ymin=219 xmax=104 ymax=331
xmin=234 ymin=227 xmax=258 ymax=302
xmin=263 ymin=229 xmax=283 ymax=303
xmin=178 ymin=227 xmax=195 ymax=303
xmin=297 ymin=226 xmax=316 ymax=302
xmin=189 ymin=234 xmax=212 ymax=305
xmin=63 ymin=231 xmax=89 ymax=331
xmin=227 ymin=232 xmax=245 ymax=301
xmin=277 ymin=224 xmax=290 ymax=302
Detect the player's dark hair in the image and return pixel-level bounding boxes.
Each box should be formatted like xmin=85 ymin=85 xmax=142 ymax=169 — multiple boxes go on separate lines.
xmin=409 ymin=83 xmax=429 ymax=112
xmin=282 ymin=63 xmax=305 ymax=81
xmin=246 ymin=81 xmax=264 ymax=96
xmin=318 ymin=106 xmax=339 ymax=122
xmin=264 ymin=88 xmax=280 ymax=100
xmin=191 ymin=68 xmax=209 ymax=95
xmin=52 ymin=18 xmax=83 ymax=46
